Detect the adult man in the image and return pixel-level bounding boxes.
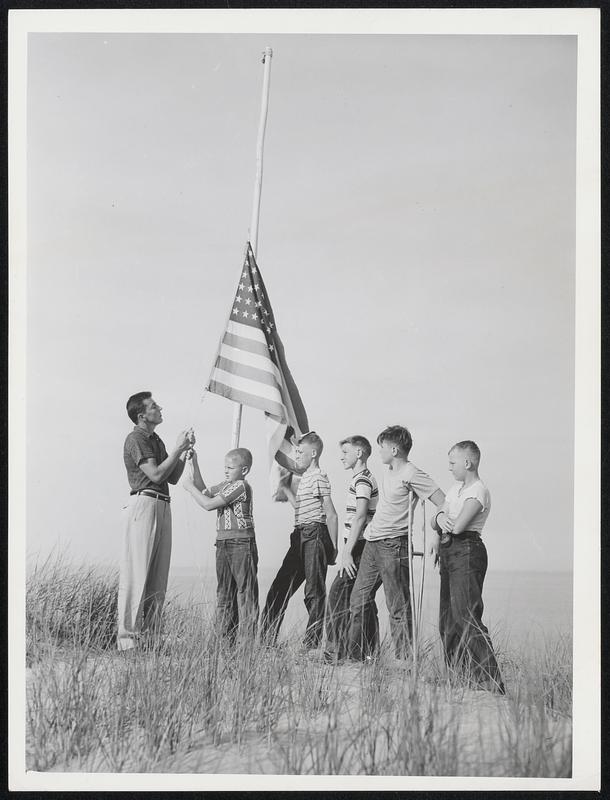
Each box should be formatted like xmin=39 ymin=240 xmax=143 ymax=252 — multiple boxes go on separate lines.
xmin=117 ymin=391 xmax=193 ymax=651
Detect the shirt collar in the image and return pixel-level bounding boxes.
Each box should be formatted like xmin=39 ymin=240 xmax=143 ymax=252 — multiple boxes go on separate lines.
xmin=133 ymin=425 xmax=157 ymax=439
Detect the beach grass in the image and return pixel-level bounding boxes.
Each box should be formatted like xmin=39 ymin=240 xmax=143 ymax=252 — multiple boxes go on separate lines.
xmin=25 ymin=557 xmax=572 ymax=776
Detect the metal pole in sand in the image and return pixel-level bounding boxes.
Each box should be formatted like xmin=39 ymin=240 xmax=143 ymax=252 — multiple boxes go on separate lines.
xmin=231 ymin=46 xmax=274 ymax=449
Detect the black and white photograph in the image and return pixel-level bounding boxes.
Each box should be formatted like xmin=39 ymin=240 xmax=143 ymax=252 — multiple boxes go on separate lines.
xmin=9 ymin=8 xmax=600 ymax=791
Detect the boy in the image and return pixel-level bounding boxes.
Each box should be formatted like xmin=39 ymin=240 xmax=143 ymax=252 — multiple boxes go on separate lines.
xmin=348 ymin=425 xmax=445 ymax=662
xmin=261 ymin=432 xmax=338 ymax=651
xmin=325 ymin=436 xmax=379 ymax=663
xmin=183 ymin=447 xmax=258 ymax=643
xmin=432 ymin=440 xmax=505 ymax=694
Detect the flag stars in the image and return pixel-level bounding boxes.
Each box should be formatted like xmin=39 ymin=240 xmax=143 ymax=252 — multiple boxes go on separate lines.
xmin=234 ymin=295 xmax=242 ymax=304
xmin=269 ymin=344 xmax=274 ymax=352
xmin=242 ymin=310 xmax=249 ymax=318
xmin=247 ymin=286 xmax=253 ymax=293
xmin=254 ymin=284 xmax=260 ymax=291
xmin=232 ymin=308 xmax=239 ymax=316
xmin=266 ymin=326 xmax=271 ymax=334
xmin=245 ymin=298 xmax=251 ymax=306
xmin=251 ymin=313 xmax=257 ymax=321
xmin=239 ymin=282 xmax=245 ymax=291
xmin=255 ymin=301 xmax=262 ymax=308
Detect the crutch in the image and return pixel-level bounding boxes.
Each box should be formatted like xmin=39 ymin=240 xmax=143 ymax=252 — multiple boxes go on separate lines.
xmin=407 ymin=489 xmax=427 ymax=671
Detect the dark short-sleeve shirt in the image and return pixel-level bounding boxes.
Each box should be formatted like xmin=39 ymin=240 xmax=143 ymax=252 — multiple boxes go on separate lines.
xmin=123 ymin=427 xmax=170 ymax=494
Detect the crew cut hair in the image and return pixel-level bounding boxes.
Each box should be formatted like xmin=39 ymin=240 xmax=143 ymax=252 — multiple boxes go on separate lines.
xmin=299 ymin=431 xmax=324 ymax=457
xmin=339 ymin=435 xmax=372 ymax=460
xmin=226 ymin=448 xmax=253 ymax=470
xmin=377 ymin=425 xmax=413 ymax=459
xmin=450 ymin=440 xmax=481 ymax=467
xmin=126 ymin=391 xmax=152 ymax=424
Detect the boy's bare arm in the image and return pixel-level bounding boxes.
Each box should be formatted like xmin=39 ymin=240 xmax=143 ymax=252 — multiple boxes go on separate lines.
xmin=275 ymin=449 xmax=306 ymax=476
xmin=340 ymin=497 xmax=369 ymax=578
xmin=449 ymin=498 xmax=483 ymax=534
xmin=429 ymin=488 xmax=445 ymax=508
xmin=322 ymin=495 xmax=338 ymax=552
xmin=432 ymin=499 xmax=449 ymax=532
xmin=188 ymin=450 xmax=207 ymax=492
xmin=183 ymin=480 xmax=226 ymax=511
xmin=429 ymin=493 xmax=447 ymax=568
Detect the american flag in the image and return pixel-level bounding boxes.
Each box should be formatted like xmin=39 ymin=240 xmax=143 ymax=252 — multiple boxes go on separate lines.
xmin=206 ymin=243 xmax=308 ymax=497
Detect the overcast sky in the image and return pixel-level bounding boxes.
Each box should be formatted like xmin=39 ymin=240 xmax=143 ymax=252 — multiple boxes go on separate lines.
xmin=25 ymin=32 xmax=576 ymax=577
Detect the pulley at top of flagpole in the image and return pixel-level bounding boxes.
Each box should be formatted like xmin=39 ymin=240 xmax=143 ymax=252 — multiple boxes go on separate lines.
xmin=232 ymin=46 xmax=274 ymax=450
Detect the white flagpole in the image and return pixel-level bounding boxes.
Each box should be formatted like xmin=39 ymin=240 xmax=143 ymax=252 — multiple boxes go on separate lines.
xmin=232 ymin=46 xmax=274 ymax=450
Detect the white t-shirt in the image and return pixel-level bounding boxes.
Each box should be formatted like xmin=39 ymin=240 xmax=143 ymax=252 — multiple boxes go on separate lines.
xmin=444 ymin=478 xmax=491 ymax=535
xmin=365 ymin=461 xmax=439 ymax=541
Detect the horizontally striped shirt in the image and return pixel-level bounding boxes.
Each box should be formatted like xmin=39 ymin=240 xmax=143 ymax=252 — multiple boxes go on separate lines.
xmin=344 ymin=468 xmax=378 ymax=541
xmin=295 ymin=468 xmax=331 ymax=525
xmin=208 ymin=479 xmax=255 ymax=540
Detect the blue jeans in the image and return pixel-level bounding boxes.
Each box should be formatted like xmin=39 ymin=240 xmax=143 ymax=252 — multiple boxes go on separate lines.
xmin=261 ymin=522 xmax=333 ymax=648
xmin=215 ymin=538 xmax=259 ymax=643
xmin=326 ymin=539 xmax=379 ymax=660
xmin=439 ymin=535 xmax=504 ymax=693
xmin=348 ymin=537 xmax=412 ymax=660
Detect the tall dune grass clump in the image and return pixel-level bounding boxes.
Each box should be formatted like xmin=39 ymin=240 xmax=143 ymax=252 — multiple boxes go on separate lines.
xmin=27 ymin=555 xmax=118 ymax=661
xmin=25 ymin=556 xmax=572 ymax=776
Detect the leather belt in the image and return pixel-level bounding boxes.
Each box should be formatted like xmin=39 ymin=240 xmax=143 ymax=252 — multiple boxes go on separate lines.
xmin=133 ymin=489 xmax=171 ymax=503
xmin=440 ymin=530 xmax=480 ymax=546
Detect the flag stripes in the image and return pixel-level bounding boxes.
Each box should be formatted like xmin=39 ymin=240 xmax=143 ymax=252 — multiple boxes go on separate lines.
xmin=207 ymin=379 xmax=286 ymax=420
xmin=205 ymin=243 xmax=309 ymax=497
xmin=209 ymin=367 xmax=283 ymax=405
xmin=219 ymin=342 xmax=282 ymax=381
xmin=215 ymin=356 xmax=280 ymax=390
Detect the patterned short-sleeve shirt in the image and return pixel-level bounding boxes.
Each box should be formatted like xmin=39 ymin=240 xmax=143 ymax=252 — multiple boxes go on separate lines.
xmin=209 ymin=479 xmax=255 ymax=540
xmin=295 ymin=468 xmax=331 ymax=525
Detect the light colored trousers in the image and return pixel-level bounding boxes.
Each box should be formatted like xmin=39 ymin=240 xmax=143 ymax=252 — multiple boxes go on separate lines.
xmin=117 ymin=494 xmax=172 ymax=651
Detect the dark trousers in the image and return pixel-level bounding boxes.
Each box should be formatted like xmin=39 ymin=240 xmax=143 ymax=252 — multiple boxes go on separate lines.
xmin=261 ymin=522 xmax=332 ymax=648
xmin=215 ymin=538 xmax=259 ymax=644
xmin=348 ymin=537 xmax=412 ymax=660
xmin=326 ymin=539 xmax=379 ymax=660
xmin=439 ymin=535 xmax=505 ymax=693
